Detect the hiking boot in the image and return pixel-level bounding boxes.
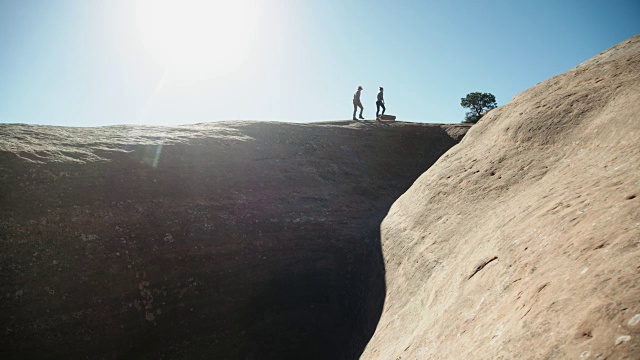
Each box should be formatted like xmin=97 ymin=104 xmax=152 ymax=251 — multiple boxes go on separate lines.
xmin=359 ymin=115 xmax=364 ymax=119
xmin=353 ymin=117 xmax=358 ymax=120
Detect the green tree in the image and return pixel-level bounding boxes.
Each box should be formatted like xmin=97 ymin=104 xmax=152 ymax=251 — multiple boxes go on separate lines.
xmin=460 ymin=92 xmax=497 ymax=123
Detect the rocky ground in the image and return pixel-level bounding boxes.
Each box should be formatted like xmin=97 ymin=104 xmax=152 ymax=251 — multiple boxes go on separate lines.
xmin=4 ymin=32 xmax=638 ymax=360
xmin=0 ymin=120 xmax=468 ymax=359
xmin=362 ymin=35 xmax=640 ymax=359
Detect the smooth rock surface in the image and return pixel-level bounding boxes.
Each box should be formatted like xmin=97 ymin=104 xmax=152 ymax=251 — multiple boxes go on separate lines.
xmin=363 ymin=35 xmax=640 ymax=359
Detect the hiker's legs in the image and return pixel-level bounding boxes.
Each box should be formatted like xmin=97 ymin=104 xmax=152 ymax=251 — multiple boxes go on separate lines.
xmin=376 ymin=100 xmax=386 ymax=117
xmin=376 ymin=100 xmax=385 ymax=115
xmin=358 ymin=103 xmax=363 ymax=117
xmin=353 ymin=103 xmax=357 ymax=119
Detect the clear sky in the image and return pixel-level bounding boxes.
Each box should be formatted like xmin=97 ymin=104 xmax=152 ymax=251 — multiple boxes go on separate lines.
xmin=0 ymin=0 xmax=639 ymax=126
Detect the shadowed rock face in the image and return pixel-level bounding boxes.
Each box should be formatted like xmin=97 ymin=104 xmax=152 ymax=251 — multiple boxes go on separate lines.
xmin=363 ymin=35 xmax=640 ymax=359
xmin=0 ymin=120 xmax=468 ymax=359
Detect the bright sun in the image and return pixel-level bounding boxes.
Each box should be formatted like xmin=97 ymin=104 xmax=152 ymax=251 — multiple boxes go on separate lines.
xmin=135 ymin=0 xmax=261 ymax=75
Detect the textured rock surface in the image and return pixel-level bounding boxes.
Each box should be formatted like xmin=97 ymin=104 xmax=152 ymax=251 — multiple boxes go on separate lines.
xmin=363 ymin=35 xmax=640 ymax=359
xmin=0 ymin=120 xmax=468 ymax=359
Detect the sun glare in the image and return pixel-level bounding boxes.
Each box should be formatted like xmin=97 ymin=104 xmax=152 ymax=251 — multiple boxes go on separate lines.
xmin=135 ymin=0 xmax=261 ymax=75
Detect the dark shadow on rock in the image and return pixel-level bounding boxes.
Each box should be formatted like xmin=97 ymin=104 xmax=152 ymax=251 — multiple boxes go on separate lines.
xmin=0 ymin=121 xmax=467 ymax=359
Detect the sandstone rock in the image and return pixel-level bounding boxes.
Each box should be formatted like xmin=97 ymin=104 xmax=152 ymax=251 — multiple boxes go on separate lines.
xmin=615 ymin=335 xmax=631 ymax=346
xmin=362 ymin=35 xmax=640 ymax=359
xmin=0 ymin=121 xmax=468 ymax=359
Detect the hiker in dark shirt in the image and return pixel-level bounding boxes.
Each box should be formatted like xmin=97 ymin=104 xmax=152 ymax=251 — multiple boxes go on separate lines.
xmin=376 ymin=87 xmax=386 ymax=120
xmin=353 ymin=86 xmax=364 ymax=120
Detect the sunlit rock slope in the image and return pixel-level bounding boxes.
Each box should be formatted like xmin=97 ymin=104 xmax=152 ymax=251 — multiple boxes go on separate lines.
xmin=0 ymin=120 xmax=468 ymax=359
xmin=363 ymin=35 xmax=640 ymax=359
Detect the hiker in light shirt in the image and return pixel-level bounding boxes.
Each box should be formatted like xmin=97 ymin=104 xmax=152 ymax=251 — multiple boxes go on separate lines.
xmin=376 ymin=87 xmax=386 ymax=120
xmin=353 ymin=86 xmax=364 ymax=120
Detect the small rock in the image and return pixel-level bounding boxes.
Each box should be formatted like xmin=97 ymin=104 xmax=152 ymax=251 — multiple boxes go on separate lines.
xmin=580 ymin=351 xmax=590 ymax=358
xmin=628 ymin=314 xmax=640 ymax=327
xmin=52 ymin=260 xmax=58 ymax=265
xmin=14 ymin=289 xmax=24 ymax=298
xmin=145 ymin=312 xmax=155 ymax=321
xmin=615 ymin=335 xmax=631 ymax=345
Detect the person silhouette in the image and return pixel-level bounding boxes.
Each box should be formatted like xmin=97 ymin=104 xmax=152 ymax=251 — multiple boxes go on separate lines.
xmin=376 ymin=87 xmax=386 ymax=120
xmin=353 ymin=86 xmax=364 ymax=120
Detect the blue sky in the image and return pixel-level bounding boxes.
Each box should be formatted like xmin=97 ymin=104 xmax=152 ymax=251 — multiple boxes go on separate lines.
xmin=0 ymin=0 xmax=638 ymax=126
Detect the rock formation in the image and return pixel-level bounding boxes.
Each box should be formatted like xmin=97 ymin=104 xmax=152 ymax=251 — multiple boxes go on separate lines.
xmin=0 ymin=120 xmax=468 ymax=359
xmin=362 ymin=35 xmax=640 ymax=359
